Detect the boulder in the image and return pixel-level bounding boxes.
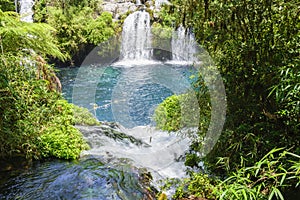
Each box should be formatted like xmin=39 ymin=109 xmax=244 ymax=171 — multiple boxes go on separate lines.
xmin=102 ymin=0 xmax=137 ymax=19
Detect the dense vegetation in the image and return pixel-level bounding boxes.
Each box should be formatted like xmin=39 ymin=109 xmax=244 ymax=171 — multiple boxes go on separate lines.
xmin=154 ymin=91 xmax=210 ymax=132
xmin=0 ymin=6 xmax=102 ymax=161
xmin=0 ymin=0 xmax=114 ymax=162
xmin=0 ymin=0 xmax=117 ymax=162
xmin=1 ymin=0 xmax=299 ymax=198
xmin=34 ymin=0 xmax=117 ymax=65
xmin=155 ymin=0 xmax=300 ymax=199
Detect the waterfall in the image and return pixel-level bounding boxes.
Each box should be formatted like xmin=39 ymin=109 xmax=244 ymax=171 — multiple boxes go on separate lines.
xmin=14 ymin=0 xmax=18 ymax=12
xmin=136 ymin=0 xmax=142 ymax=6
xmin=19 ymin=0 xmax=34 ymax=22
xmin=120 ymin=11 xmax=152 ymax=61
xmin=171 ymin=25 xmax=198 ymax=63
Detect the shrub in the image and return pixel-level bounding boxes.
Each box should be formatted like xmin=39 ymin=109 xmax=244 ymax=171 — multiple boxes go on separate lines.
xmin=0 ymin=11 xmax=89 ymax=160
xmin=0 ymin=59 xmax=89 ymax=160
xmin=154 ymin=89 xmax=210 ymax=133
xmin=173 ymin=173 xmax=217 ymax=199
xmin=170 ymin=148 xmax=300 ymax=200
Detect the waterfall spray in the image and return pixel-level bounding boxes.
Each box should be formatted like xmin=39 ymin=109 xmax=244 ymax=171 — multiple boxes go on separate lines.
xmin=171 ymin=25 xmax=198 ymax=63
xmin=19 ymin=0 xmax=34 ymax=22
xmin=120 ymin=11 xmax=152 ymax=61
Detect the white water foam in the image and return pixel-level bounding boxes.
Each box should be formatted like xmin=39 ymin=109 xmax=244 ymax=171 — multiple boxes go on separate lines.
xmin=120 ymin=11 xmax=152 ymax=60
xmin=80 ymin=125 xmax=191 ymax=182
xmin=19 ymin=0 xmax=34 ymax=22
xmin=171 ymin=25 xmax=198 ymax=63
xmin=112 ymin=59 xmax=160 ymax=67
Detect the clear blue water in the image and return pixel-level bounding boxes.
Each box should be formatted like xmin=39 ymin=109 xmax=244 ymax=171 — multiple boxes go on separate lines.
xmin=0 ymin=157 xmax=152 ymax=200
xmin=0 ymin=63 xmax=197 ymax=200
xmin=57 ymin=64 xmax=197 ymax=128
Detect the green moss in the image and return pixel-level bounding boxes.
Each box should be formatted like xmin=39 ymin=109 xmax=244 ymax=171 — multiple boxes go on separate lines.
xmin=154 ymin=94 xmax=182 ymax=131
xmin=38 ymin=125 xmax=89 ymax=160
xmin=71 ymin=104 xmax=100 ymax=126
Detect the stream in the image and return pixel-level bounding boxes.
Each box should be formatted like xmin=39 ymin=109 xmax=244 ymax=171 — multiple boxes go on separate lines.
xmin=0 ymin=3 xmax=202 ymax=199
xmin=0 ymin=63 xmax=199 ymax=200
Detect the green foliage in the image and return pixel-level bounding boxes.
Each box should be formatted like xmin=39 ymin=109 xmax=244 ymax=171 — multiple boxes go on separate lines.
xmin=34 ymin=1 xmax=116 ymax=64
xmin=86 ymin=12 xmax=115 ymax=45
xmin=154 ymin=95 xmax=181 ymax=131
xmin=38 ymin=101 xmax=90 ymax=159
xmin=0 ymin=57 xmax=88 ymax=159
xmin=270 ymin=66 xmax=300 ymax=128
xmin=151 ymin=22 xmax=173 ymax=39
xmin=72 ymin=104 xmax=100 ymax=126
xmin=151 ymin=3 xmax=179 ymax=50
xmin=185 ymin=153 xmax=201 ymax=167
xmin=49 ymin=0 xmax=103 ymax=11
xmin=155 ymin=3 xmax=178 ymax=27
xmin=159 ymin=1 xmax=300 ymax=198
xmin=0 ymin=11 xmax=88 ymax=160
xmin=169 ymin=148 xmax=300 ymax=200
xmin=0 ymin=0 xmax=15 ymax=11
xmin=162 ymin=0 xmax=300 ymax=173
xmin=36 ymin=100 xmax=90 ymax=160
xmin=214 ymin=148 xmax=300 ymax=200
xmin=154 ymin=91 xmax=208 ymax=132
xmin=0 ymin=10 xmax=66 ymax=60
xmin=173 ymin=173 xmax=216 ymax=199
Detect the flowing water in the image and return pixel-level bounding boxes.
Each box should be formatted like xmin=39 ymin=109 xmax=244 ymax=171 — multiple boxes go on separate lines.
xmin=0 ymin=5 xmax=201 ymax=199
xmin=0 ymin=157 xmax=154 ymax=199
xmin=0 ymin=64 xmax=197 ymax=199
xmin=120 ymin=11 xmax=152 ymax=61
xmin=171 ymin=26 xmax=198 ymax=64
xmin=19 ymin=0 xmax=34 ymax=22
xmin=135 ymin=0 xmax=142 ymax=6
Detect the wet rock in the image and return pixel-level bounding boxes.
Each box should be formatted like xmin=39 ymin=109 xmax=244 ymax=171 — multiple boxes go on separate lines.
xmin=76 ymin=123 xmax=151 ymax=148
xmin=0 ymin=156 xmax=32 ymax=172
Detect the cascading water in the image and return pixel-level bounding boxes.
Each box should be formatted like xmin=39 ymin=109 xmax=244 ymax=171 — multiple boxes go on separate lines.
xmin=135 ymin=0 xmax=142 ymax=6
xmin=0 ymin=64 xmax=197 ymax=199
xmin=0 ymin=4 xmax=202 ymax=199
xmin=59 ymin=64 xmax=196 ymax=179
xmin=19 ymin=0 xmax=34 ymax=22
xmin=171 ymin=25 xmax=198 ymax=63
xmin=14 ymin=0 xmax=18 ymax=12
xmin=120 ymin=11 xmax=152 ymax=61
